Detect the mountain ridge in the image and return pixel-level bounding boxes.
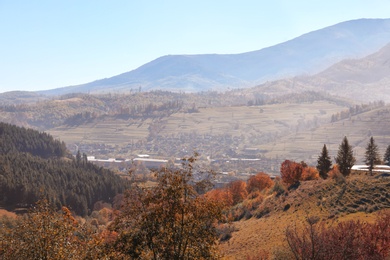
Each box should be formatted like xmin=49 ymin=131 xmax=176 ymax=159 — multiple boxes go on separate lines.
xmin=250 ymin=42 xmax=390 ymax=102
xmin=37 ymin=18 xmax=390 ymax=96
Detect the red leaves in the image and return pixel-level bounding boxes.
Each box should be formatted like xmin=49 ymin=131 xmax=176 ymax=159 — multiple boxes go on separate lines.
xmin=280 ymin=160 xmax=303 ymax=187
xmin=285 ymin=210 xmax=390 ymax=259
xmin=246 ymin=172 xmax=273 ymax=194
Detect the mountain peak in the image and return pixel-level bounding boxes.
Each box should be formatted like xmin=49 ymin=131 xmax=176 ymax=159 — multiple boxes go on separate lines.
xmin=39 ymin=18 xmax=390 ymax=96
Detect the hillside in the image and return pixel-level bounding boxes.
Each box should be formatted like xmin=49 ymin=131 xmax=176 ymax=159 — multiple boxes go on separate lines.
xmin=36 ymin=18 xmax=390 ymax=95
xmin=259 ymin=102 xmax=390 ymax=165
xmin=0 ymin=122 xmax=129 ymax=216
xmin=219 ymin=173 xmax=390 ymax=259
xmin=2 ymin=89 xmax=390 ymax=173
xmin=251 ymin=42 xmax=390 ymax=103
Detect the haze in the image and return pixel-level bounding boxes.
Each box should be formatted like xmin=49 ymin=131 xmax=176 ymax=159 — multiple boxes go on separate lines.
xmin=1 ymin=0 xmax=390 ymax=93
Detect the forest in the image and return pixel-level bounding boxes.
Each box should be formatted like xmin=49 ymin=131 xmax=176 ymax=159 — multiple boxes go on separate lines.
xmin=0 ymin=122 xmax=129 ymax=216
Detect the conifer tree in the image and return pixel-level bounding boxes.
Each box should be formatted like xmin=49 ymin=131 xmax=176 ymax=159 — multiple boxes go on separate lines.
xmin=335 ymin=136 xmax=356 ymax=177
xmin=384 ymin=145 xmax=390 ymax=166
xmin=364 ymin=136 xmax=381 ymax=175
xmin=316 ymin=144 xmax=332 ymax=179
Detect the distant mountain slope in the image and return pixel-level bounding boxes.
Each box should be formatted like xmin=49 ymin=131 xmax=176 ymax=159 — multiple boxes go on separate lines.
xmin=39 ymin=18 xmax=390 ymax=95
xmin=252 ymin=42 xmax=390 ymax=102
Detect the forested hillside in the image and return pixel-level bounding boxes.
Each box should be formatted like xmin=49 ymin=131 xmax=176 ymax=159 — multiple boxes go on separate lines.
xmin=0 ymin=122 xmax=68 ymax=158
xmin=0 ymin=123 xmax=129 ymax=216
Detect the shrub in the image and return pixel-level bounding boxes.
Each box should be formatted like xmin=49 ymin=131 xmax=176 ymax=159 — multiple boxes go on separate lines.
xmin=271 ymin=178 xmax=287 ymax=196
xmin=328 ymin=165 xmax=345 ymax=184
xmin=247 ymin=172 xmax=273 ymax=194
xmin=301 ymin=166 xmax=320 ymax=181
xmin=217 ymin=223 xmax=237 ymax=242
xmin=284 ymin=210 xmax=390 ymax=259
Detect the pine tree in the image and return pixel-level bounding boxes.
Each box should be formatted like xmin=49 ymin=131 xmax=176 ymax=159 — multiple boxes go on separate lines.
xmin=335 ymin=136 xmax=356 ymax=177
xmin=383 ymin=145 xmax=390 ymax=166
xmin=316 ymin=144 xmax=332 ymax=179
xmin=364 ymin=136 xmax=381 ymax=175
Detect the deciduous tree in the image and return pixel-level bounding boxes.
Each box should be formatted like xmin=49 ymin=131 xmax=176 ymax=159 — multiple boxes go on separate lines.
xmin=228 ymin=180 xmax=248 ymax=205
xmin=0 ymin=199 xmax=106 ymax=259
xmin=246 ymin=172 xmax=273 ymax=194
xmin=110 ymin=155 xmax=223 ymax=259
xmin=280 ymin=160 xmax=303 ymax=187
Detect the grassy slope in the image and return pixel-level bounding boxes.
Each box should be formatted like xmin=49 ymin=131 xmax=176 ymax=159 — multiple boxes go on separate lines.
xmin=261 ymin=106 xmax=390 ymax=165
xmin=219 ymin=173 xmax=390 ymax=259
xmin=47 ymin=101 xmax=345 ymax=155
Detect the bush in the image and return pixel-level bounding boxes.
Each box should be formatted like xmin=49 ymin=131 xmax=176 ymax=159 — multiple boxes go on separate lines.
xmin=217 ymin=223 xmax=237 ymax=242
xmin=284 ymin=210 xmax=390 ymax=259
xmin=247 ymin=172 xmax=273 ymax=194
xmin=328 ymin=165 xmax=345 ymax=184
xmin=271 ymin=178 xmax=287 ymax=196
xmin=301 ymin=166 xmax=320 ymax=181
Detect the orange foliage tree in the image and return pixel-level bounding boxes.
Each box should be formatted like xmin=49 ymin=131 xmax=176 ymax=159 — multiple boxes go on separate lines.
xmin=205 ymin=188 xmax=233 ymax=208
xmin=246 ymin=172 xmax=273 ymax=194
xmin=0 ymin=199 xmax=107 ymax=259
xmin=280 ymin=160 xmax=303 ymax=187
xmin=228 ymin=180 xmax=248 ymax=205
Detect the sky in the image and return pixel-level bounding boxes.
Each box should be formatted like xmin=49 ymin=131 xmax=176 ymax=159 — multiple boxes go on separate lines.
xmin=1 ymin=1 xmax=390 ymax=93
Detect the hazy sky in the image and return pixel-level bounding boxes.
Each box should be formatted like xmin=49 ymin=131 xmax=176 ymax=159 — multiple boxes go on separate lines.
xmin=1 ymin=1 xmax=390 ymax=93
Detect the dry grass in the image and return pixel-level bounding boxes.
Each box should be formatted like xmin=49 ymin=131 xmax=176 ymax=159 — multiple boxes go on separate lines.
xmin=0 ymin=209 xmax=17 ymax=219
xmin=219 ymin=173 xmax=390 ymax=259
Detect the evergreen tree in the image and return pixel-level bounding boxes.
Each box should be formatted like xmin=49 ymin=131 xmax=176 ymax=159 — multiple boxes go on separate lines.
xmin=335 ymin=136 xmax=356 ymax=177
xmin=364 ymin=137 xmax=381 ymax=175
xmin=384 ymin=145 xmax=390 ymax=166
xmin=316 ymin=144 xmax=332 ymax=179
xmin=76 ymin=150 xmax=82 ymax=165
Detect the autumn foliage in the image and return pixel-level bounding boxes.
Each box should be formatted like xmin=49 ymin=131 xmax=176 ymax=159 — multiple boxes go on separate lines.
xmin=285 ymin=210 xmax=390 ymax=259
xmin=205 ymin=188 xmax=233 ymax=208
xmin=109 ymin=156 xmax=224 ymax=259
xmin=0 ymin=199 xmax=108 ymax=260
xmin=280 ymin=160 xmax=304 ymax=187
xmin=246 ymin=172 xmax=273 ymax=194
xmin=301 ymin=166 xmax=320 ymax=181
xmin=228 ymin=180 xmax=248 ymax=205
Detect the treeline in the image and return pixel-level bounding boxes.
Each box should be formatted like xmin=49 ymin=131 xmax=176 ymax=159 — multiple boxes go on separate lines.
xmin=2 ymin=89 xmax=356 ymax=131
xmin=0 ymin=122 xmax=68 ymax=158
xmin=330 ymin=100 xmax=385 ymax=122
xmin=0 ymin=122 xmax=129 ymax=216
xmin=247 ymin=91 xmax=352 ymax=107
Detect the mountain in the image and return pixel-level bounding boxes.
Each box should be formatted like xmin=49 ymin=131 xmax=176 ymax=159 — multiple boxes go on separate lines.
xmin=39 ymin=18 xmax=390 ymax=96
xmin=250 ymin=42 xmax=390 ymax=102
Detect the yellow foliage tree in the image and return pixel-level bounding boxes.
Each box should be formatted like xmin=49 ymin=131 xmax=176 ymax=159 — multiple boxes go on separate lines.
xmin=110 ymin=155 xmax=224 ymax=259
xmin=0 ymin=199 xmax=108 ymax=260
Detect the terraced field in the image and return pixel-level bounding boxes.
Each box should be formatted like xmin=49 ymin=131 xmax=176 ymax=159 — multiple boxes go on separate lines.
xmin=47 ymin=101 xmax=346 ymax=160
